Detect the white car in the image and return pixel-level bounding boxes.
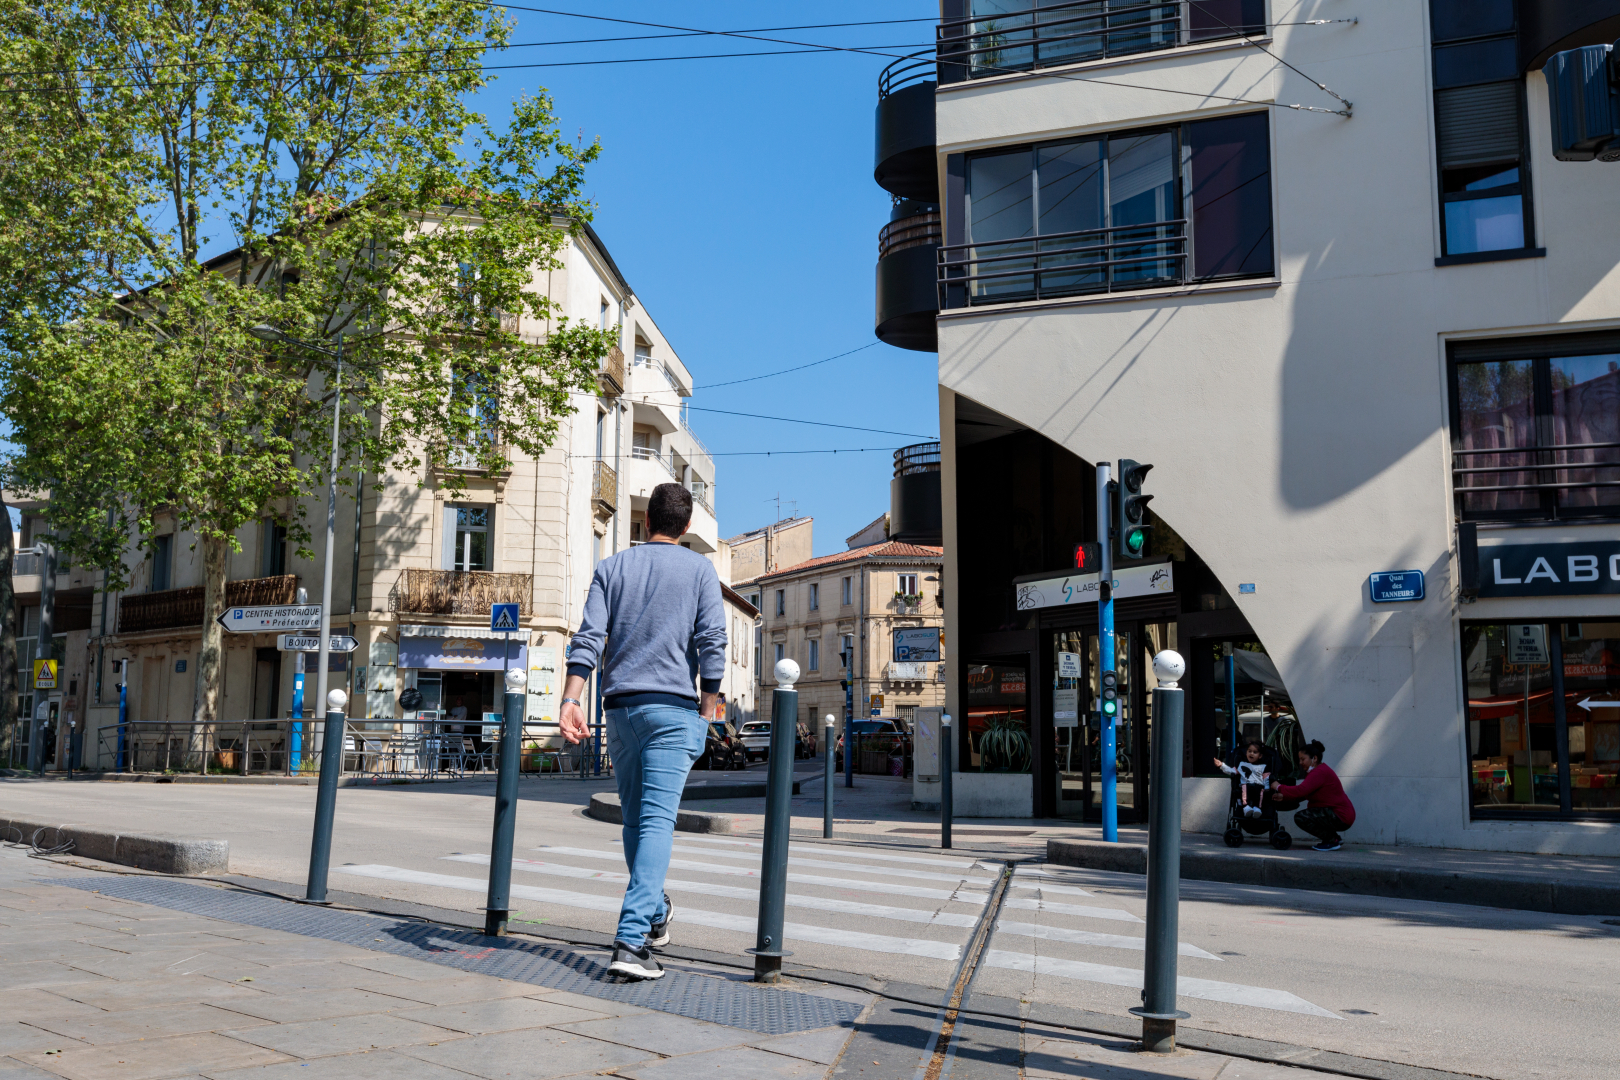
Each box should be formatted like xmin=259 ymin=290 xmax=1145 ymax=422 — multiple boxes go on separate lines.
xmin=737 ymin=720 xmax=772 ymax=761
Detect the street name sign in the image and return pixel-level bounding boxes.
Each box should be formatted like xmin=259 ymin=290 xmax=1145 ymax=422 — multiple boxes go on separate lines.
xmin=217 ymin=604 xmax=322 ymax=633
xmin=490 ymin=603 xmax=521 ymax=632
xmin=277 ymin=635 xmax=359 ymax=653
xmin=1369 ymin=570 xmax=1424 ymax=603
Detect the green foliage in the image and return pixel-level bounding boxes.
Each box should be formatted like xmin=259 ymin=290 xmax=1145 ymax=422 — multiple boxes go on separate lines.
xmin=0 ymin=0 xmax=614 ymax=585
xmin=977 ymin=714 xmax=1031 ymax=773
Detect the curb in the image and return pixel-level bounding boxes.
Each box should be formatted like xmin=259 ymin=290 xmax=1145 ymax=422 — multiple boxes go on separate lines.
xmin=1046 ymin=838 xmax=1620 ymax=916
xmin=681 ymin=777 xmax=801 ymax=799
xmin=0 ymin=815 xmax=229 ymax=875
xmin=587 ymin=792 xmax=736 ymax=834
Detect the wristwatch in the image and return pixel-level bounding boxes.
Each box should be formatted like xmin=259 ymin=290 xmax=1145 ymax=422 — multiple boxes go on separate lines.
xmin=561 ymin=697 xmax=582 ymax=708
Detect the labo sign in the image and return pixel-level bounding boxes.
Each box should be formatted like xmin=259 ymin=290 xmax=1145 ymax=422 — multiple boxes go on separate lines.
xmin=1478 ymin=540 xmax=1620 ymax=597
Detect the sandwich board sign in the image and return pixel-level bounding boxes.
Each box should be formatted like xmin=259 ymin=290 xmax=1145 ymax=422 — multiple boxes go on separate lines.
xmin=490 ymin=603 xmax=521 ymax=633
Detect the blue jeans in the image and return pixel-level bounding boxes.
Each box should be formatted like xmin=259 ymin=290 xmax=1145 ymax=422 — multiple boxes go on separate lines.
xmin=606 ymin=703 xmax=705 ymax=946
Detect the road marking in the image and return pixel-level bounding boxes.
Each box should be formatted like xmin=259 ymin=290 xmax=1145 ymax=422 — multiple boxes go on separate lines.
xmin=538 ymin=846 xmax=992 ymax=899
xmin=334 ymin=865 xmax=962 ymax=960
xmin=661 ymin=844 xmax=999 ymax=885
xmin=680 ymin=836 xmax=988 ymax=871
xmin=982 ymin=950 xmax=1339 ymax=1018
xmin=444 ymin=855 xmax=980 ymax=928
xmin=1009 ymin=878 xmax=1094 ymax=897
xmin=1001 ymin=896 xmax=1140 ymax=923
xmin=993 ymin=921 xmax=1219 ymax=960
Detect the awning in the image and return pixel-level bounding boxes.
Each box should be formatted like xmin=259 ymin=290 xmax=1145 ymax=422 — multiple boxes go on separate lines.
xmin=400 ymin=623 xmax=530 ymax=641
xmin=399 ymin=625 xmax=527 ymax=671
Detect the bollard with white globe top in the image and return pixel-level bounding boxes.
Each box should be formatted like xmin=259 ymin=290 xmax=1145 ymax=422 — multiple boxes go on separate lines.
xmin=823 ymin=713 xmax=836 ymax=838
xmin=749 ymin=659 xmax=800 ymax=982
xmin=305 ymin=688 xmax=348 ymax=903
xmin=1131 ymin=650 xmax=1191 ymax=1052
xmin=484 ymin=667 xmax=528 ymax=936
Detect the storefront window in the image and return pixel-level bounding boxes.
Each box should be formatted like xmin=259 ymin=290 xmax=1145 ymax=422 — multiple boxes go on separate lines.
xmin=1465 ymin=621 xmax=1620 ymax=817
xmin=966 ymin=662 xmax=1030 ymax=772
xmin=1195 ymin=639 xmax=1303 ymax=780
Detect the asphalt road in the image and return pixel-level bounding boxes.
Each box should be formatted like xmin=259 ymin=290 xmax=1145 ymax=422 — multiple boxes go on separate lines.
xmin=5 ymin=775 xmax=1618 ymax=1080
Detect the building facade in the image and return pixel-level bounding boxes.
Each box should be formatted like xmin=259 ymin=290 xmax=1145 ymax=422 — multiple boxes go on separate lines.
xmin=877 ymin=2 xmax=1620 ymax=851
xmin=5 ymin=224 xmax=725 ymax=773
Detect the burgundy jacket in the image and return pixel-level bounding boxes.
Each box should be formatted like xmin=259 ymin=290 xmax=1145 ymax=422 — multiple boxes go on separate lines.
xmin=1275 ymin=763 xmax=1355 ymax=827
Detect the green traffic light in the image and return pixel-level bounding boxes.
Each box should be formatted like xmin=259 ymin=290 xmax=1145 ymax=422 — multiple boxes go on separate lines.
xmin=1102 ymin=700 xmax=1117 ymax=715
xmin=1124 ymin=527 xmax=1146 ymax=558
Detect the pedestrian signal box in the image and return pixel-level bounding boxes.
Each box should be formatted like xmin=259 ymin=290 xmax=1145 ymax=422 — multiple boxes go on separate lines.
xmin=1073 ymin=542 xmax=1102 ymax=572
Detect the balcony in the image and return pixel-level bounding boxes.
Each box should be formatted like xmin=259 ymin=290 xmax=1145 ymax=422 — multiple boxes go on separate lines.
xmin=689 ymin=480 xmax=714 ymax=517
xmin=599 ymin=346 xmax=625 ymax=396
xmin=116 ymin=575 xmax=298 ymax=635
xmin=891 ymin=443 xmax=942 ymax=545
xmin=876 ymin=202 xmax=943 ymax=352
xmin=939 ymin=219 xmax=1188 ymax=309
xmin=392 ymin=569 xmax=532 ymax=617
xmin=592 ymin=459 xmax=618 ymax=519
xmin=875 ymin=51 xmax=938 ymax=201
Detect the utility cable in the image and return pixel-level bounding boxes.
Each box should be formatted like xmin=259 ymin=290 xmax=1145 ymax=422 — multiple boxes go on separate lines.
xmin=1185 ymin=0 xmax=1353 ymax=113
xmin=678 ymin=405 xmax=933 ymax=440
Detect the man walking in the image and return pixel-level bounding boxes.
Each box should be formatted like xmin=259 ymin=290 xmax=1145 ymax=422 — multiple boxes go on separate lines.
xmin=559 ymin=482 xmax=725 ymax=980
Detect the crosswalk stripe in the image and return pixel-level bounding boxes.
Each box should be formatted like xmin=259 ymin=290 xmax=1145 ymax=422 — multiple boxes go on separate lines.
xmin=680 ymin=836 xmax=988 ymax=871
xmin=1009 ymin=880 xmax=1094 ymax=898
xmin=993 ymin=921 xmax=1219 ymax=960
xmin=1000 ymin=896 xmax=1140 ymax=923
xmin=982 ymin=950 xmax=1340 ymax=1018
xmin=443 ymin=855 xmax=981 ymax=928
xmin=539 ymin=845 xmax=992 ymax=897
xmin=333 ymin=865 xmax=962 ymax=960
xmin=663 ymin=844 xmax=999 ymax=885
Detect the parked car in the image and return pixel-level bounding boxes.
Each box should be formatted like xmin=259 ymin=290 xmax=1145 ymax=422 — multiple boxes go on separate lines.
xmin=697 ymin=721 xmax=748 ymax=771
xmin=834 ymin=718 xmax=913 ymax=776
xmin=737 ymin=719 xmax=772 ymax=762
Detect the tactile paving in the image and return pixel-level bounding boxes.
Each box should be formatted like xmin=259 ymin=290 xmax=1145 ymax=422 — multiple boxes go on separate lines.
xmin=47 ymin=877 xmax=860 ymax=1035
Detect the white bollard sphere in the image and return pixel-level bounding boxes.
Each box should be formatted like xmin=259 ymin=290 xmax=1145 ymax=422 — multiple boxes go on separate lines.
xmin=505 ymin=667 xmax=528 ymax=690
xmin=775 ymin=658 xmax=801 ymax=687
xmin=824 ymin=713 xmax=836 ymax=728
xmin=327 ymin=689 xmax=348 ymax=711
xmin=1152 ymin=650 xmax=1186 ymax=688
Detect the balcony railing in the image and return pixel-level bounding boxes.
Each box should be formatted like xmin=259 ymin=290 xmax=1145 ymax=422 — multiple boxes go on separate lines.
xmin=393 ymin=569 xmax=532 ymax=616
xmin=938 ymin=1 xmax=1188 ymax=82
xmin=116 ymin=575 xmax=299 ymax=635
xmin=631 ymin=445 xmax=675 ymax=477
xmin=895 ymin=443 xmax=941 ymax=477
xmin=677 ymin=403 xmax=712 ymax=461
xmin=879 ymin=49 xmax=936 ymax=98
xmin=1452 ymin=441 xmax=1620 ymax=520
xmin=12 ymin=551 xmax=41 ymax=576
xmin=880 ymin=211 xmax=942 ymax=260
xmin=939 ymin=219 xmax=1187 ymax=307
xmin=599 ymin=346 xmax=625 ymax=396
xmin=689 ymin=480 xmax=714 ymax=517
xmin=592 ymin=459 xmax=618 ymax=518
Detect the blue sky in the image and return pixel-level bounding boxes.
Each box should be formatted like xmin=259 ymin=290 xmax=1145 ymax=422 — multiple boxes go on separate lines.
xmin=466 ymin=1 xmax=940 ymax=556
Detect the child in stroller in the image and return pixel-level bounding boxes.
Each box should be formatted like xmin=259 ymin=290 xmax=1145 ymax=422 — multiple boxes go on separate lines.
xmin=1213 ymin=740 xmax=1292 ymax=849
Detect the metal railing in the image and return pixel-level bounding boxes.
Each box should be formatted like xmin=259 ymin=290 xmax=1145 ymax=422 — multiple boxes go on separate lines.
xmin=12 ymin=552 xmax=41 ymax=576
xmin=599 ymin=346 xmax=625 ymax=395
xmin=939 ymin=219 xmax=1188 ymax=306
xmin=879 ymin=49 xmax=937 ymax=98
xmin=117 ymin=574 xmax=298 ymax=635
xmin=391 ymin=569 xmax=532 ymax=616
xmin=631 ymin=445 xmax=675 ymax=477
xmin=690 ymin=480 xmax=715 ymax=517
xmin=895 ymin=442 xmax=942 ymax=477
xmin=1452 ymin=441 xmax=1620 ymax=512
xmin=938 ymin=1 xmax=1183 ymax=81
xmin=879 ymin=212 xmax=943 ymax=260
xmin=592 ymin=459 xmax=618 ymax=517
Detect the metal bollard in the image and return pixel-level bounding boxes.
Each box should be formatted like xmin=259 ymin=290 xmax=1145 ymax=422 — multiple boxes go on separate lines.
xmin=305 ymin=690 xmax=347 ymax=903
xmin=484 ymin=668 xmax=527 ymax=936
xmin=749 ymin=660 xmax=800 ymax=982
xmin=940 ymin=713 xmax=953 ymax=850
xmin=823 ymin=714 xmax=835 ymax=839
xmin=1131 ymin=651 xmax=1189 ymax=1053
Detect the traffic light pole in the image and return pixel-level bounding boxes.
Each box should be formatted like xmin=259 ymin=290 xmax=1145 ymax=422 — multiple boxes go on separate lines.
xmin=1097 ymin=464 xmax=1118 ymax=844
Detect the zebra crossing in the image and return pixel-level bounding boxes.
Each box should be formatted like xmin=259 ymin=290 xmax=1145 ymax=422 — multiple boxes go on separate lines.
xmin=331 ymin=841 xmax=1336 ymax=1019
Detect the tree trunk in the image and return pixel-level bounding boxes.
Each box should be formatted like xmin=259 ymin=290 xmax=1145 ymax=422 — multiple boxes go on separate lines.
xmin=0 ymin=492 xmax=15 ymax=763
xmin=191 ymin=534 xmax=231 ymax=740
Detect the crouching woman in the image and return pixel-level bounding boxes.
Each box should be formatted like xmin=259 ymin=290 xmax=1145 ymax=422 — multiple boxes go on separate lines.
xmin=1271 ymin=740 xmax=1355 ymax=852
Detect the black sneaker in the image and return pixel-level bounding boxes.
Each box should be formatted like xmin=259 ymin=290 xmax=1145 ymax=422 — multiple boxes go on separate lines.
xmin=608 ymin=940 xmax=665 ymax=980
xmin=647 ymin=893 xmax=674 ymax=949
xmin=1312 ymin=840 xmax=1342 ymax=852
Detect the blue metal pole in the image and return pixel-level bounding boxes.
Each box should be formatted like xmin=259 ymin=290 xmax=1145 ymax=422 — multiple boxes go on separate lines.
xmin=592 ymin=668 xmax=604 ymax=777
xmin=1098 ymin=463 xmax=1118 ymax=843
xmin=291 ymin=651 xmax=305 ymax=771
xmin=844 ymin=665 xmax=854 ymax=789
xmin=1225 ymin=648 xmax=1237 ymax=756
xmin=116 ymin=664 xmax=128 ymax=771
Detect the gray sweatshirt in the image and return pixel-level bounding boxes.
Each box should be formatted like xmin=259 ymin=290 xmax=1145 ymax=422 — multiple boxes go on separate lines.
xmin=566 ymin=541 xmax=727 ymax=703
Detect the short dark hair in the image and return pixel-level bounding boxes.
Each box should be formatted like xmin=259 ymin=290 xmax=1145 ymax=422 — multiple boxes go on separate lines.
xmin=647 ymin=482 xmax=693 ymax=538
xmin=1301 ymin=740 xmax=1326 ymax=762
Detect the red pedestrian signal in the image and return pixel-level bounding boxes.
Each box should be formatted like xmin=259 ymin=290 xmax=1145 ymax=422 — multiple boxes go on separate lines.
xmin=1074 ymin=542 xmax=1102 ymax=571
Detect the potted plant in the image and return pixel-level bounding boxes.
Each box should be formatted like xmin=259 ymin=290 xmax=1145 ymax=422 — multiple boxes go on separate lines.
xmin=978 ymin=715 xmax=1031 ymax=772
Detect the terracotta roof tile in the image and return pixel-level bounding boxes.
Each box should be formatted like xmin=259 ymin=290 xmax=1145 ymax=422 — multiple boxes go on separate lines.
xmin=759 ymin=540 xmax=943 ymax=580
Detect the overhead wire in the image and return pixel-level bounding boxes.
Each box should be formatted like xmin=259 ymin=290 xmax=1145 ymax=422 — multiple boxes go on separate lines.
xmin=1184 ymin=0 xmax=1353 ymax=113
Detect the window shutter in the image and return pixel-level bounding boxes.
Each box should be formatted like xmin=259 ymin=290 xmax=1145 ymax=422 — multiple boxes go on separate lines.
xmin=442 ymin=506 xmax=458 ymax=570
xmin=1436 ymin=83 xmax=1522 ymax=168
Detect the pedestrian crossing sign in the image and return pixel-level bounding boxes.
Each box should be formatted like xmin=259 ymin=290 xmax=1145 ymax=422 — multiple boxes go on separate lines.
xmin=32 ymin=658 xmax=57 ymax=689
xmin=490 ymin=603 xmax=521 ymax=632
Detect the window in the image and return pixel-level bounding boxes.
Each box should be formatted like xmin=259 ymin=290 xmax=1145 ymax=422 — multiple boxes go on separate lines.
xmin=808 ymin=638 xmax=820 ymax=671
xmin=446 ymin=505 xmax=491 ymax=571
xmin=1429 ymin=1 xmax=1532 ymax=259
xmin=944 ymin=115 xmax=1271 ymax=306
xmin=595 ymin=409 xmax=606 ymax=460
xmin=897 ymin=573 xmax=919 ymax=596
xmin=809 ymin=583 xmax=819 ymax=611
xmin=1449 ymin=333 xmax=1620 ymax=521
xmin=261 ymin=521 xmax=287 ymax=577
xmin=150 ymin=534 xmax=173 ymax=592
xmin=774 ymin=643 xmax=785 ymax=665
xmin=842 ymin=576 xmax=852 ymax=605
xmin=775 ymin=589 xmax=785 ymax=616
xmin=939 ymin=1 xmax=1263 ymax=83
xmin=600 ymin=298 xmax=611 ymax=331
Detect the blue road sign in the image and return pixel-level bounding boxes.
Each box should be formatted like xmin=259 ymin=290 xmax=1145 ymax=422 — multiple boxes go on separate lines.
xmin=490 ymin=603 xmax=521 ymax=632
xmin=1370 ymin=570 xmax=1425 ymax=603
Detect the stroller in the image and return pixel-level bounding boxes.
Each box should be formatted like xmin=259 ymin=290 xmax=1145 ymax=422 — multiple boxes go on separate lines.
xmin=1220 ymin=741 xmax=1292 ymax=849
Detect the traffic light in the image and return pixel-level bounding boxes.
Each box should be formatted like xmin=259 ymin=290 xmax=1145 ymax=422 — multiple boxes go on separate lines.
xmin=1545 ymin=43 xmax=1620 ymax=161
xmin=1115 ymin=459 xmax=1153 ymax=560
xmin=1100 ymin=670 xmax=1119 ymax=718
xmin=1073 ymin=541 xmax=1102 ymax=573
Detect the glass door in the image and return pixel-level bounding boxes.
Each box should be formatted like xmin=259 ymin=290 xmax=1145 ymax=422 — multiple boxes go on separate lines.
xmin=1052 ymin=631 xmax=1088 ymax=818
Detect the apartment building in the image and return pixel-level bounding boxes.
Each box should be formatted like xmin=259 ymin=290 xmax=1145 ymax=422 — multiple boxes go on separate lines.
xmin=876 ymin=2 xmax=1620 ymax=850
xmin=5 ymin=223 xmax=723 ymax=772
